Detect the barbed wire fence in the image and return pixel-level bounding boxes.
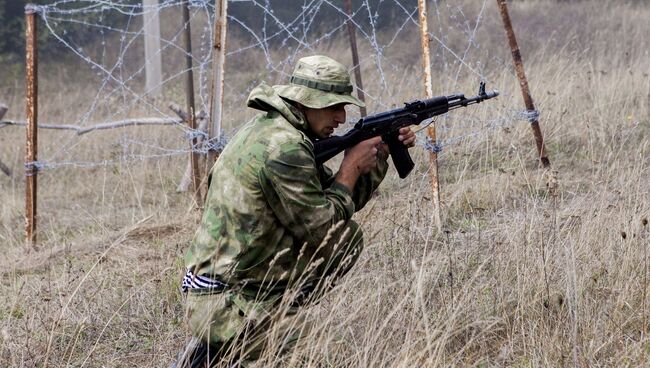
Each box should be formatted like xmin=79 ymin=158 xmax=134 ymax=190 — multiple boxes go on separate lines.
xmin=0 ymin=0 xmax=549 ymax=245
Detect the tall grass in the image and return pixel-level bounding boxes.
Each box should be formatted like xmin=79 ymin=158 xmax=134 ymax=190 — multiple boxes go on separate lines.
xmin=1 ymin=0 xmax=650 ymax=366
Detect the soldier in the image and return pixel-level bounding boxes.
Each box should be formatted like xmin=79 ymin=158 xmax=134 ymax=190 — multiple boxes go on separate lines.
xmin=174 ymin=55 xmax=415 ymax=367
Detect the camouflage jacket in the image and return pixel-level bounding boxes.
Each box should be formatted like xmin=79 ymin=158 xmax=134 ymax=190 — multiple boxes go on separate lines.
xmin=184 ymin=83 xmax=388 ymax=293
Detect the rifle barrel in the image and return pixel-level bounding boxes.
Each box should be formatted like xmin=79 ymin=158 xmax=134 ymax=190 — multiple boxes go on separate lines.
xmin=448 ymin=89 xmax=499 ymax=109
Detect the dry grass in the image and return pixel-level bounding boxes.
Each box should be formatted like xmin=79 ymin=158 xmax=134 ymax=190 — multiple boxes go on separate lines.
xmin=1 ymin=0 xmax=650 ymax=366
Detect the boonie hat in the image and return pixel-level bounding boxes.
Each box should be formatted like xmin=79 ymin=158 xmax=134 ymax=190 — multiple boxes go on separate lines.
xmin=273 ymin=55 xmax=365 ymax=109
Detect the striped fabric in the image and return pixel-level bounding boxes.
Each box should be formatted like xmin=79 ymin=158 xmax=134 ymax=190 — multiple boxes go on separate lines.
xmin=181 ymin=269 xmax=229 ymax=292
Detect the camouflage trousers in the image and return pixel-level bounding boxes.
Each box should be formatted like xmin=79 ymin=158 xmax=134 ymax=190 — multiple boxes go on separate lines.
xmin=174 ymin=220 xmax=364 ymax=368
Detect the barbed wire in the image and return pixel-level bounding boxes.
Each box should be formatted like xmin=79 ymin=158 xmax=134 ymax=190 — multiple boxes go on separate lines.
xmin=20 ymin=107 xmax=537 ymax=173
xmin=16 ymin=0 xmax=529 ymax=174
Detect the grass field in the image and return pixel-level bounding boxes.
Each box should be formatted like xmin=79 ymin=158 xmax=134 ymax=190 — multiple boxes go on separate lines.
xmin=1 ymin=0 xmax=650 ymax=366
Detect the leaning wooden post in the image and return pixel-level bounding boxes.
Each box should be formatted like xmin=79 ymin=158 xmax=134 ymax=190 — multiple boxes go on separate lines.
xmin=0 ymin=160 xmax=11 ymax=178
xmin=182 ymin=1 xmax=202 ymax=206
xmin=0 ymin=104 xmax=7 ymax=120
xmin=25 ymin=5 xmax=38 ymax=247
xmin=207 ymin=0 xmax=228 ymax=174
xmin=496 ymin=0 xmax=550 ymax=168
xmin=0 ymin=104 xmax=13 ymax=177
xmin=418 ymin=0 xmax=442 ymax=231
xmin=344 ymin=0 xmax=366 ymax=117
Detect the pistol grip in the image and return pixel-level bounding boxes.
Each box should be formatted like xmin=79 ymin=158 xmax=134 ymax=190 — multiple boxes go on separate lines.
xmin=385 ymin=133 xmax=414 ymax=179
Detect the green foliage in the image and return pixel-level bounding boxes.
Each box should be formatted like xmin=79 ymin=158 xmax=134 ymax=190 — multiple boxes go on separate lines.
xmin=0 ymin=0 xmax=26 ymax=63
xmin=0 ymin=0 xmax=406 ymax=67
xmin=0 ymin=0 xmax=65 ymax=59
xmin=0 ymin=0 xmax=139 ymax=64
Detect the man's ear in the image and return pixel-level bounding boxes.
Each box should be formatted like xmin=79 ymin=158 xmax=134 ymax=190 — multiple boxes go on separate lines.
xmin=296 ymin=103 xmax=308 ymax=115
xmin=295 ymin=103 xmax=310 ymax=123
xmin=286 ymin=100 xmax=307 ymax=117
xmin=284 ymin=99 xmax=302 ymax=111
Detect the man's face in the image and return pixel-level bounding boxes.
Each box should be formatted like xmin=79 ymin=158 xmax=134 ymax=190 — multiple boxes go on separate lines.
xmin=304 ymin=103 xmax=347 ymax=139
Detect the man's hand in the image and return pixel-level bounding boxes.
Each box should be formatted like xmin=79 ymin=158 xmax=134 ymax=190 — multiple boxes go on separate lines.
xmin=335 ymin=136 xmax=382 ymax=191
xmin=377 ymin=126 xmax=417 ymax=158
xmin=397 ymin=126 xmax=417 ymax=147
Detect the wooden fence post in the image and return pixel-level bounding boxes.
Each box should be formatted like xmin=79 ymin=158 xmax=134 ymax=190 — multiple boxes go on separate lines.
xmin=496 ymin=0 xmax=550 ymax=168
xmin=182 ymin=1 xmax=202 ymax=206
xmin=25 ymin=5 xmax=38 ymax=247
xmin=207 ymin=0 xmax=228 ymax=178
xmin=344 ymin=0 xmax=366 ymax=117
xmin=418 ymin=0 xmax=442 ymax=231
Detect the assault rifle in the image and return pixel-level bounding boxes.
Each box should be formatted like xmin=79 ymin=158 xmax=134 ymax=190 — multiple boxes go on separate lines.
xmin=314 ymin=82 xmax=499 ymax=178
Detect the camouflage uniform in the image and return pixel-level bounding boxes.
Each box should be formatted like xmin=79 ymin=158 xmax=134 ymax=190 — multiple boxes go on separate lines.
xmin=178 ymin=56 xmax=388 ymax=367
